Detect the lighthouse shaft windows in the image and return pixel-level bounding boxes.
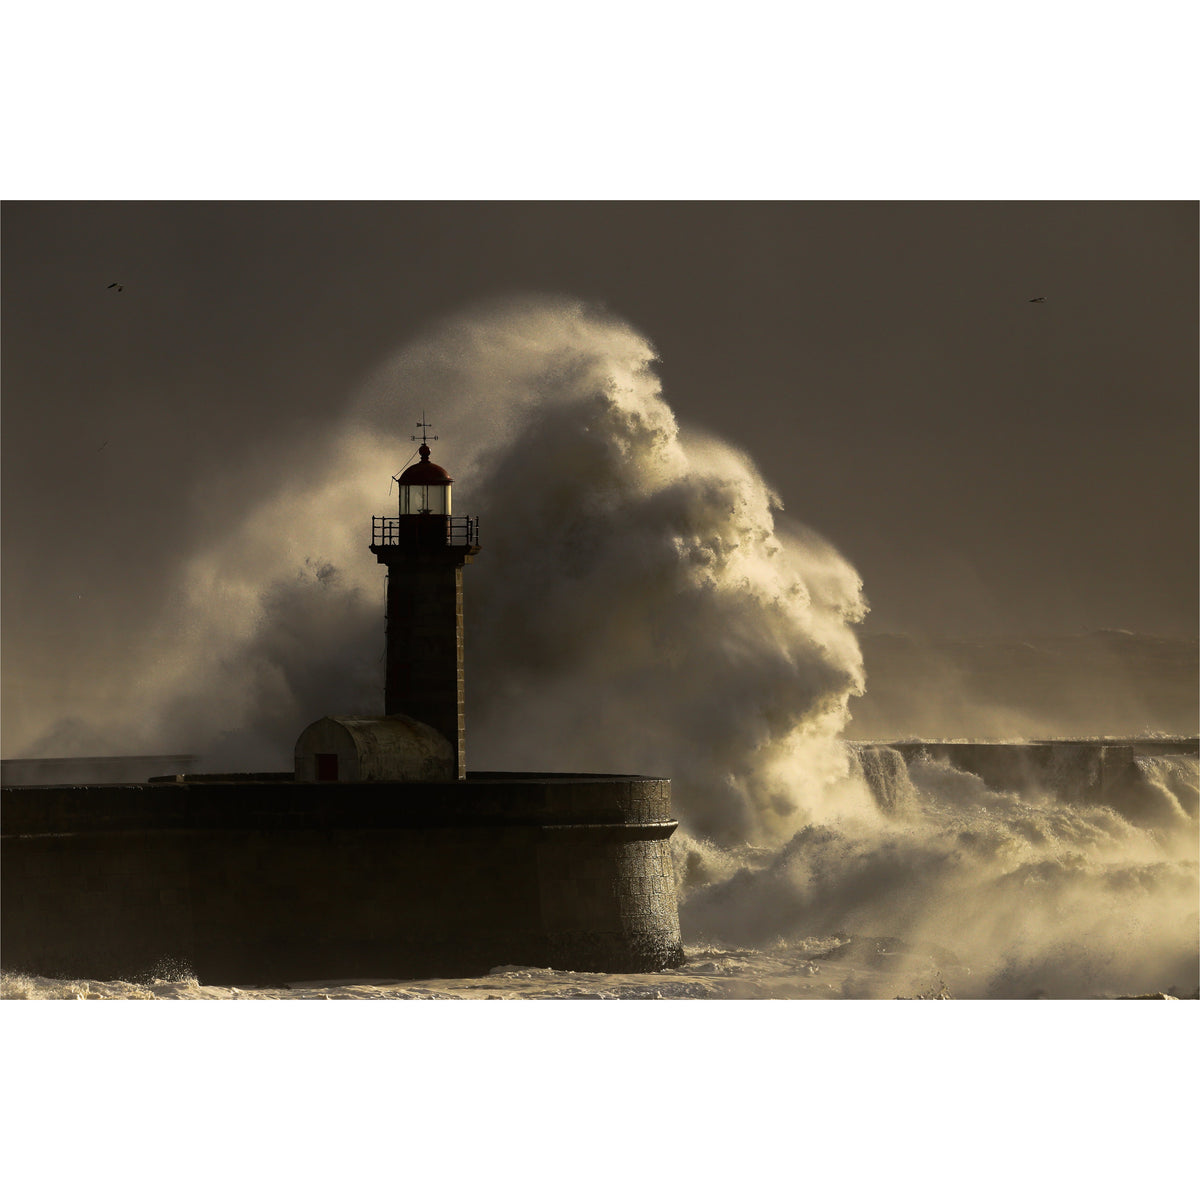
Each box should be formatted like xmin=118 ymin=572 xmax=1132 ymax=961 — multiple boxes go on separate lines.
xmin=400 ymin=482 xmax=451 ymax=516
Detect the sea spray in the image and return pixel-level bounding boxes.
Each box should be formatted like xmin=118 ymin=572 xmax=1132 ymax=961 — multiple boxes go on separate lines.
xmin=18 ymin=297 xmax=869 ymax=829
xmin=850 ymin=744 xmax=917 ymax=815
xmin=1132 ymin=755 xmax=1198 ymax=823
xmin=681 ymin=751 xmax=1199 ymax=997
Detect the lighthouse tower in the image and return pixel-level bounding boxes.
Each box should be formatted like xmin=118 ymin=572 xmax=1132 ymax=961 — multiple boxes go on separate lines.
xmin=370 ymin=422 xmax=480 ymax=779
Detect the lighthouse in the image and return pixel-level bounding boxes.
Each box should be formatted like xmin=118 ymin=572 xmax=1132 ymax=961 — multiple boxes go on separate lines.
xmin=369 ymin=422 xmax=480 ymax=779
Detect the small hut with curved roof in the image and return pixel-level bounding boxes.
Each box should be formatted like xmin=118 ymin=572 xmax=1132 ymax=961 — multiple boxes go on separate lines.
xmin=294 ymin=714 xmax=455 ymax=783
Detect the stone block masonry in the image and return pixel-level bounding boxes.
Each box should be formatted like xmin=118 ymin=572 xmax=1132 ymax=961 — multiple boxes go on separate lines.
xmin=375 ymin=544 xmax=474 ymax=779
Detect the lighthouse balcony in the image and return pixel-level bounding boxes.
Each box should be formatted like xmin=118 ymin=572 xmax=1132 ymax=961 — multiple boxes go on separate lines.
xmin=371 ymin=514 xmax=480 ymax=549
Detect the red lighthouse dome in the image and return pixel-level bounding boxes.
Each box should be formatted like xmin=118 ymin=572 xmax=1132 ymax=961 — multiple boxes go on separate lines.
xmin=396 ymin=442 xmax=453 ymax=515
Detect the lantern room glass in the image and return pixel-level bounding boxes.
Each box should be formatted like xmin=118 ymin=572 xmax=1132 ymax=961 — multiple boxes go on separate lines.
xmin=399 ymin=481 xmax=451 ymax=516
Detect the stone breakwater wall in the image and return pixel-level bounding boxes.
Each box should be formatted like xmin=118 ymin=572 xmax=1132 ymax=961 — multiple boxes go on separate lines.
xmin=885 ymin=739 xmax=1199 ymax=823
xmin=1 ymin=773 xmax=685 ymax=985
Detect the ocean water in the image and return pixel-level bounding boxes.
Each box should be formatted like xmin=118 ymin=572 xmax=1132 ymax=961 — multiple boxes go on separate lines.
xmin=673 ymin=743 xmax=1198 ymax=999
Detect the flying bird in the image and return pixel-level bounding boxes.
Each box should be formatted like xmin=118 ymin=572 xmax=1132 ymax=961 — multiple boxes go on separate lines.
xmin=1028 ymin=296 xmax=1046 ymax=303
xmin=107 ymin=282 xmax=124 ymax=292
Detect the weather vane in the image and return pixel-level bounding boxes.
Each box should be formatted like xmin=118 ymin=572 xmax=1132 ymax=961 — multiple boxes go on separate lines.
xmin=412 ymin=412 xmax=438 ymax=445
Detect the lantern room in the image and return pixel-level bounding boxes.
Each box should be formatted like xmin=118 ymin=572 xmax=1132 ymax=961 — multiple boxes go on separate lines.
xmin=396 ymin=443 xmax=452 ymax=516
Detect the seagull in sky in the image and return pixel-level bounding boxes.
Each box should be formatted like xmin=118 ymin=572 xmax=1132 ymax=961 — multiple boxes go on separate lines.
xmin=107 ymin=282 xmax=124 ymax=292
xmin=1028 ymin=296 xmax=1046 ymax=303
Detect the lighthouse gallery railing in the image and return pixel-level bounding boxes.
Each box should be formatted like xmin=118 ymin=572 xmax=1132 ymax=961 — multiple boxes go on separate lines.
xmin=371 ymin=515 xmax=480 ymax=547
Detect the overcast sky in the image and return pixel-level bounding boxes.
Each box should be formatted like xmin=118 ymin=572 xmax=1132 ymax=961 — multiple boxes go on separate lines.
xmin=3 ymin=202 xmax=1195 ymax=668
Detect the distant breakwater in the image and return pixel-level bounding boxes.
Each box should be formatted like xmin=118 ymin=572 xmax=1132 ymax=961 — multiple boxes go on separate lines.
xmin=852 ymin=739 xmax=1199 ymax=825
